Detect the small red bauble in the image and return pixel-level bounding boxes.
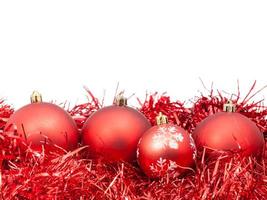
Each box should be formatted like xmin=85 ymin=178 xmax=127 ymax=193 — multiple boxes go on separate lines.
xmin=81 ymin=95 xmax=151 ymax=162
xmin=192 ymin=101 xmax=265 ymax=157
xmin=137 ymin=113 xmax=197 ymax=178
xmin=4 ymin=91 xmax=79 ymax=151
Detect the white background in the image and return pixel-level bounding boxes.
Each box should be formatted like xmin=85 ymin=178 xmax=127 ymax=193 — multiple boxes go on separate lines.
xmin=0 ymin=1 xmax=266 ymax=109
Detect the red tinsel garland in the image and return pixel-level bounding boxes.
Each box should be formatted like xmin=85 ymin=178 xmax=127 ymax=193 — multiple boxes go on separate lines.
xmin=0 ymin=83 xmax=266 ymax=200
xmin=0 ymin=99 xmax=13 ymax=130
xmin=68 ymin=87 xmax=101 ymax=130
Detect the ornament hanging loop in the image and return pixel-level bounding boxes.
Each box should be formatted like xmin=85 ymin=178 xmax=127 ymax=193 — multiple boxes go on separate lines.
xmin=114 ymin=92 xmax=128 ymax=106
xmin=223 ymin=100 xmax=236 ymax=112
xmin=31 ymin=91 xmax=43 ymax=103
xmin=156 ymin=112 xmax=168 ymax=125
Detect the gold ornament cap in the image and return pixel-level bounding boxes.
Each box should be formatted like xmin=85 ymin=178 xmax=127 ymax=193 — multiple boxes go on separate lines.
xmin=223 ymin=100 xmax=236 ymax=112
xmin=31 ymin=91 xmax=43 ymax=103
xmin=156 ymin=112 xmax=168 ymax=125
xmin=114 ymin=93 xmax=127 ymax=106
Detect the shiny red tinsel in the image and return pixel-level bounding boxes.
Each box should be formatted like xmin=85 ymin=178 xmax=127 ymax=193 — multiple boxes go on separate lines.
xmin=0 ymin=99 xmax=13 ymax=130
xmin=0 ymin=83 xmax=266 ymax=200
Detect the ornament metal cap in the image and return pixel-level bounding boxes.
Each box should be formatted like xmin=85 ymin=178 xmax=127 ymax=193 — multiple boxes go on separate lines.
xmin=114 ymin=93 xmax=127 ymax=106
xmin=156 ymin=112 xmax=168 ymax=125
xmin=31 ymin=91 xmax=43 ymax=103
xmin=223 ymin=100 xmax=236 ymax=112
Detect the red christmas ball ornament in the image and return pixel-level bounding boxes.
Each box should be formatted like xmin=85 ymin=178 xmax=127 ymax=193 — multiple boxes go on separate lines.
xmin=192 ymin=100 xmax=265 ymax=157
xmin=137 ymin=112 xmax=197 ymax=178
xmin=81 ymin=94 xmax=151 ymax=162
xmin=4 ymin=91 xmax=79 ymax=151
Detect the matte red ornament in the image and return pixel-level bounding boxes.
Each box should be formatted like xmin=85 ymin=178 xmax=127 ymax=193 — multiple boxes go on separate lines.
xmin=137 ymin=113 xmax=197 ymax=178
xmin=192 ymin=101 xmax=265 ymax=157
xmin=4 ymin=91 xmax=79 ymax=151
xmin=81 ymin=95 xmax=151 ymax=162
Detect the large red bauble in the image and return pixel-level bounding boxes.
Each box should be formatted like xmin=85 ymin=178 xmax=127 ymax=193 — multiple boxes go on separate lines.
xmin=137 ymin=124 xmax=197 ymax=178
xmin=81 ymin=105 xmax=151 ymax=162
xmin=4 ymin=102 xmax=79 ymax=151
xmin=192 ymin=112 xmax=264 ymax=157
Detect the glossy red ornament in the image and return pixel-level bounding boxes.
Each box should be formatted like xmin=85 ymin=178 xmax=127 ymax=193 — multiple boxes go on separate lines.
xmin=4 ymin=91 xmax=79 ymax=151
xmin=137 ymin=113 xmax=196 ymax=178
xmin=81 ymin=96 xmax=151 ymax=162
xmin=192 ymin=101 xmax=265 ymax=157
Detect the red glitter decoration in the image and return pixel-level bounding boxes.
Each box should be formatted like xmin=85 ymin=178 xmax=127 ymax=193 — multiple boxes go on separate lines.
xmin=0 ymin=82 xmax=266 ymax=199
xmin=68 ymin=87 xmax=102 ymax=130
xmin=189 ymin=81 xmax=267 ymax=135
xmin=138 ymin=93 xmax=192 ymax=129
xmin=0 ymin=99 xmax=14 ymax=130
